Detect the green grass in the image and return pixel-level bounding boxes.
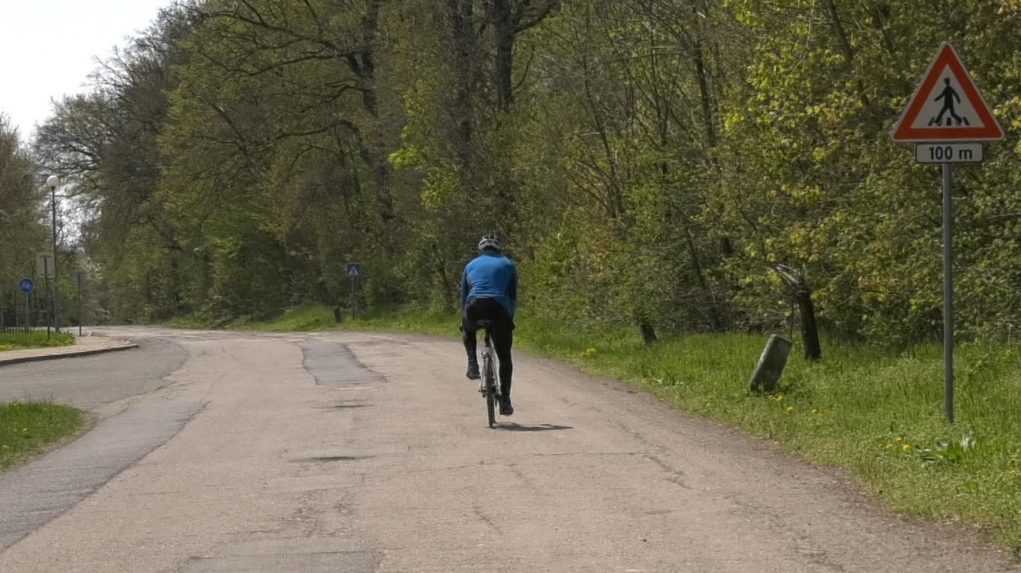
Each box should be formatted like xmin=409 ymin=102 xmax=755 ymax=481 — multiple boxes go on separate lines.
xmin=241 ymin=304 xmax=339 ymax=332
xmin=0 ymin=331 xmax=75 ymax=352
xmin=174 ymin=303 xmax=1021 ymax=549
xmin=165 ymin=315 xmax=217 ymax=329
xmin=0 ymin=401 xmax=85 ymax=471
xmin=168 ymin=304 xmax=340 ymax=332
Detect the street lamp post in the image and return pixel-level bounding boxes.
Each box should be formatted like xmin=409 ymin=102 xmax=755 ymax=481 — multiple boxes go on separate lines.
xmin=46 ymin=175 xmax=60 ymax=335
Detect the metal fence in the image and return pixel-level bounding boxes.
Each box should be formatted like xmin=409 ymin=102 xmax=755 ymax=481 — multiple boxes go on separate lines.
xmin=0 ymin=289 xmax=48 ymax=334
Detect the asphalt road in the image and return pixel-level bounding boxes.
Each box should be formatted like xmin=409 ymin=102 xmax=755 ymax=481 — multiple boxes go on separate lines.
xmin=0 ymin=336 xmax=187 ymax=410
xmin=0 ymin=333 xmax=194 ymax=551
xmin=0 ymin=327 xmax=1017 ymax=572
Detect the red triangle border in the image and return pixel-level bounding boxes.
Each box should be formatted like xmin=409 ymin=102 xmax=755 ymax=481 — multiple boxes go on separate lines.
xmin=891 ymin=44 xmax=1004 ymax=142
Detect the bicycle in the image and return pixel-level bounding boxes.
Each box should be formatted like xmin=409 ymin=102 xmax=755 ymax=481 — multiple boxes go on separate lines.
xmin=476 ymin=320 xmax=501 ymax=428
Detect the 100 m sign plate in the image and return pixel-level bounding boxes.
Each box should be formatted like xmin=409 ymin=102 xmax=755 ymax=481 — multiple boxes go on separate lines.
xmin=915 ymin=143 xmax=983 ymax=164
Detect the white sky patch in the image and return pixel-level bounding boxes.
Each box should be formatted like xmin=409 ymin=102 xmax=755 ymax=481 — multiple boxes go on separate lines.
xmin=0 ymin=0 xmax=173 ymax=141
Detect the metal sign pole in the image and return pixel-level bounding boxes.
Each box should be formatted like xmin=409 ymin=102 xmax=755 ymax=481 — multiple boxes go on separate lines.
xmin=77 ymin=272 xmax=83 ymax=337
xmin=51 ymin=187 xmax=60 ymax=332
xmin=45 ymin=272 xmax=51 ymax=339
xmin=350 ymin=274 xmax=358 ymax=318
xmin=891 ymin=42 xmax=1004 ymax=424
xmin=942 ymin=162 xmax=955 ymax=424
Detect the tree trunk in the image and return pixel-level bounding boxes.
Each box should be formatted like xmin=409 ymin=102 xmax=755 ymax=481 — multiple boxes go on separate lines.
xmin=352 ymin=138 xmax=398 ymax=258
xmin=349 ymin=0 xmax=398 ymax=257
xmin=796 ymin=287 xmax=822 ymax=361
xmin=446 ymin=0 xmax=479 ymax=194
xmin=639 ymin=320 xmax=658 ymax=346
xmin=169 ymin=253 xmax=181 ymax=316
xmin=774 ymin=264 xmax=822 ymax=361
xmin=434 ymin=244 xmax=454 ymax=312
xmin=681 ymin=219 xmax=722 ymax=331
xmin=490 ymin=0 xmax=519 ymax=232
xmin=823 ymin=0 xmax=870 ymax=110
xmin=492 ymin=0 xmax=515 ymax=112
xmin=692 ymin=38 xmax=717 ymax=150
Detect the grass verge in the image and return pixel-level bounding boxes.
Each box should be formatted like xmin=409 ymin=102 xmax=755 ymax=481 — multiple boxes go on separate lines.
xmin=167 ymin=304 xmax=339 ymax=332
xmin=191 ymin=303 xmax=1021 ymax=549
xmin=0 ymin=401 xmax=85 ymax=471
xmin=0 ymin=331 xmax=75 ymax=352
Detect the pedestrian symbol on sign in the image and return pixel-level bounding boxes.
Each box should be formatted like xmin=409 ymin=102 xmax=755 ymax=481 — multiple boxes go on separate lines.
xmin=346 ymin=263 xmax=361 ymax=277
xmin=929 ymin=78 xmax=969 ymax=127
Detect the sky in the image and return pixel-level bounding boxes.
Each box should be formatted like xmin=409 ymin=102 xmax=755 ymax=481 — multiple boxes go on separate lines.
xmin=0 ymin=0 xmax=173 ymax=141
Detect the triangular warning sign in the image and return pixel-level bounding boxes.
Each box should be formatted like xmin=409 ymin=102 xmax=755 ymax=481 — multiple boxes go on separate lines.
xmin=892 ymin=44 xmax=1004 ymax=142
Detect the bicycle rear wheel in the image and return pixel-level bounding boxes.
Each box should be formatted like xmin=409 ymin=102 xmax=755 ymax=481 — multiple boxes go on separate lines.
xmin=484 ymin=353 xmax=496 ymax=427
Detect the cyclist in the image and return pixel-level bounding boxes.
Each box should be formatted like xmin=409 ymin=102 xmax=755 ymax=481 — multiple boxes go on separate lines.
xmin=461 ymin=235 xmax=518 ymax=416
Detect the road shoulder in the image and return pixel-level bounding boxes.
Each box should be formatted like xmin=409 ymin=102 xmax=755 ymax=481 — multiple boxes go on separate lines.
xmin=0 ymin=334 xmax=138 ymax=368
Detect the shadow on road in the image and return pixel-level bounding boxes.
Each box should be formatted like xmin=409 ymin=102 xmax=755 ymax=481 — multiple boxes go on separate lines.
xmin=330 ymin=402 xmax=372 ymax=409
xmin=493 ymin=423 xmax=573 ymax=432
xmin=291 ymin=455 xmax=375 ymax=463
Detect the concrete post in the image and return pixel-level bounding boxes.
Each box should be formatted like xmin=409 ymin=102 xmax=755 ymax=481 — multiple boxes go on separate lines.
xmin=749 ymin=335 xmax=793 ymax=393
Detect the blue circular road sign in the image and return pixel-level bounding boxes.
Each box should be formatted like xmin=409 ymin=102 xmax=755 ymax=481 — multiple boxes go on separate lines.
xmin=19 ymin=278 xmax=33 ymax=294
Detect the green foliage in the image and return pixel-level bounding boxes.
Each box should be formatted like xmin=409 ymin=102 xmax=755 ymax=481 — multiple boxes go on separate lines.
xmin=34 ymin=5 xmax=196 ymax=322
xmin=0 ymin=331 xmax=74 ymax=352
xmin=0 ymin=115 xmax=47 ymax=315
xmin=0 ymin=401 xmax=84 ymax=471
xmin=31 ymin=0 xmax=1021 ymax=346
xmin=714 ymin=1 xmax=1021 ymax=343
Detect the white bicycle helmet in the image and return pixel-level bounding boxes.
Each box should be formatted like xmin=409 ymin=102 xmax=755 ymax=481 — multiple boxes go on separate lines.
xmin=478 ymin=234 xmax=501 ymax=252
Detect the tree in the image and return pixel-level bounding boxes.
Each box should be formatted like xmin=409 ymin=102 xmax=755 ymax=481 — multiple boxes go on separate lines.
xmin=0 ymin=115 xmax=47 ymax=325
xmin=35 ymin=3 xmax=198 ymax=320
xmin=30 ymin=0 xmax=1021 ymax=349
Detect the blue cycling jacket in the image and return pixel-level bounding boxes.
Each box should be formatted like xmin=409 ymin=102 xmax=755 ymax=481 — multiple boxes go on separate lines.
xmin=461 ymin=252 xmax=518 ymax=317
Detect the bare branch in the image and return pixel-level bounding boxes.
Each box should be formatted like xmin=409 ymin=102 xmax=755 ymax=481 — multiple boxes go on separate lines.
xmin=515 ymin=0 xmax=560 ymax=34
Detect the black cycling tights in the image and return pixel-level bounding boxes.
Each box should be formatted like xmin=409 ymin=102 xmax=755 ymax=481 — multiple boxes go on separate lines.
xmin=463 ymin=298 xmax=514 ymax=398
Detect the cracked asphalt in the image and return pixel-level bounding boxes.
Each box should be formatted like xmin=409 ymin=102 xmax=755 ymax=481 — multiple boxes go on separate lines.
xmin=0 ymin=327 xmax=1017 ymax=572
